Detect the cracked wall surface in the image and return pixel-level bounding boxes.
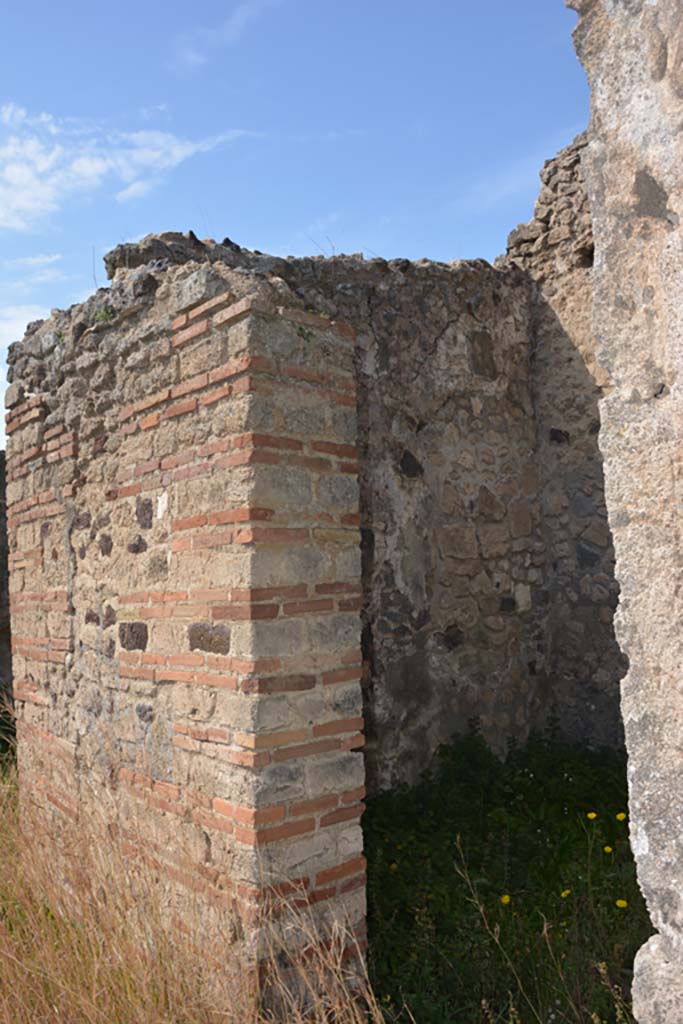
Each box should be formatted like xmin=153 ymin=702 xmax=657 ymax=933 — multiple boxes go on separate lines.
xmin=570 ymin=1 xmax=683 ymax=1019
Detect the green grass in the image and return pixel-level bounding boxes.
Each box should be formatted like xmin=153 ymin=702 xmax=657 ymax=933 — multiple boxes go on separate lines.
xmin=365 ymin=730 xmax=652 ymax=1023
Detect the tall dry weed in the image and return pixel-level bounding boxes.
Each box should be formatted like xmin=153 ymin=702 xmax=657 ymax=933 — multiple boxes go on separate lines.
xmin=0 ymin=759 xmax=385 ymax=1024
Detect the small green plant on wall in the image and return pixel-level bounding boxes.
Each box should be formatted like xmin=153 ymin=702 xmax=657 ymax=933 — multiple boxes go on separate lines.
xmin=92 ymin=306 xmax=116 ymax=324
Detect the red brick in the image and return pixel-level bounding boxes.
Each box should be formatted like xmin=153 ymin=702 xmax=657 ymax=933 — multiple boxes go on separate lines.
xmin=315 ymin=856 xmax=366 ymax=887
xmin=320 ymin=803 xmax=365 ymax=828
xmin=118 ymin=483 xmax=142 ymax=498
xmin=171 ymin=313 xmax=187 ymax=331
xmin=140 ymin=411 xmax=161 ymax=431
xmin=289 ymin=794 xmax=338 ymax=818
xmin=232 ymin=432 xmax=303 ymax=452
xmin=134 ymin=457 xmax=160 ymax=477
xmin=150 ymin=590 xmax=189 ymax=603
xmin=191 ymin=588 xmax=227 ymax=602
xmin=240 ymin=673 xmax=316 ymax=695
xmin=340 ymin=733 xmax=365 ymax=750
xmin=213 ymin=356 xmax=273 ymax=384
xmin=174 ymin=462 xmax=212 ymax=482
xmin=341 ymin=786 xmax=366 ymax=805
xmin=194 ymin=529 xmax=233 ymax=549
xmin=141 ymin=653 xmax=167 ymax=667
xmin=313 ymin=716 xmax=364 ymax=738
xmin=172 ymin=318 xmax=209 ymax=349
xmin=207 ymin=506 xmax=274 ymax=527
xmin=212 ymin=603 xmax=279 ymax=621
xmin=153 ymin=781 xmax=181 ymax=801
xmin=211 ymin=296 xmax=262 ymax=328
xmin=191 ymin=809 xmax=233 ymax=834
xmin=222 ymin=749 xmax=271 ymax=769
xmin=233 ymin=526 xmax=309 ymax=545
xmin=200 ymin=383 xmax=231 ymax=406
xmin=154 ymin=668 xmax=195 ymax=684
xmin=214 ymin=799 xmax=285 ymax=826
xmin=206 ymin=727 xmax=231 ymax=743
xmin=282 ymin=598 xmax=334 ymax=616
xmin=161 ymin=397 xmax=197 ymax=420
xmin=194 ymin=673 xmax=238 ymax=689
xmin=339 ymin=874 xmax=366 ymax=895
xmin=234 ymin=818 xmax=315 ymax=846
xmin=173 ymin=734 xmax=201 ymax=753
xmin=234 ymin=729 xmax=309 ymax=750
xmin=322 ymin=666 xmax=363 ymax=686
xmin=312 ymin=441 xmax=358 ymax=459
xmin=168 ymin=653 xmax=204 ymax=668
xmin=171 ymin=372 xmax=208 ymax=399
xmin=187 ymin=292 xmax=235 ymax=321
xmin=171 ymin=536 xmax=193 ymax=552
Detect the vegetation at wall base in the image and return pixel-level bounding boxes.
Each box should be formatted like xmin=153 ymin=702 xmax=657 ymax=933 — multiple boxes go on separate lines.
xmin=365 ymin=729 xmax=652 ymax=1023
xmin=0 ymin=731 xmax=651 ymax=1022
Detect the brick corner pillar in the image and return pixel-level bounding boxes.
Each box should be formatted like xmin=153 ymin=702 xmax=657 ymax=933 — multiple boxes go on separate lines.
xmin=7 ymin=274 xmax=366 ymax=962
xmin=213 ymin=295 xmax=368 ymax=942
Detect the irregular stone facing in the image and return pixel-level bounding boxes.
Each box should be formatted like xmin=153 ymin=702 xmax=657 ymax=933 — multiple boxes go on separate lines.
xmin=505 ymin=136 xmax=626 ymax=747
xmin=7 ymin=212 xmax=625 ymax=793
xmin=7 ymin=271 xmax=366 ymax=951
xmin=569 ymin=1 xmax=683 ymax=1018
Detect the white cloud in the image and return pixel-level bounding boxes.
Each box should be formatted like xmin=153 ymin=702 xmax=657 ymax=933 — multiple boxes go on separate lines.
xmin=0 ymin=107 xmax=256 ymax=230
xmin=172 ymin=0 xmax=280 ymax=70
xmin=1 ymin=252 xmax=62 ymax=269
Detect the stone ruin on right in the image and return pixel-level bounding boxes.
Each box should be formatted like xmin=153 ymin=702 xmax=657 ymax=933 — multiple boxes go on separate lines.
xmin=569 ymin=1 xmax=683 ymax=1020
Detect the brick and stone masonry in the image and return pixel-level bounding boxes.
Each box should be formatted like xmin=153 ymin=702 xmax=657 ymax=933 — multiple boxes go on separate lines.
xmin=4 ymin=130 xmax=627 ymax=955
xmin=6 ymin=273 xmax=366 ymax=944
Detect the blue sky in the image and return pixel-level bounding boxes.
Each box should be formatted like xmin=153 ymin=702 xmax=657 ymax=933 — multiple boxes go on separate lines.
xmin=0 ymin=0 xmax=587 ymax=404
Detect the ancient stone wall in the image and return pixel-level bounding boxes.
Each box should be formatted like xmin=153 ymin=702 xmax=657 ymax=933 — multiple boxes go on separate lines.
xmin=506 ymin=134 xmax=626 ymax=747
xmin=570 ymin=1 xmax=683 ymax=1019
xmin=7 ymin=266 xmax=366 ymax=945
xmin=99 ymin=235 xmax=622 ymax=790
xmin=0 ymin=453 xmax=11 ymax=720
xmin=272 ymin=256 xmax=546 ymax=788
xmin=5 ymin=118 xmax=632 ymax=943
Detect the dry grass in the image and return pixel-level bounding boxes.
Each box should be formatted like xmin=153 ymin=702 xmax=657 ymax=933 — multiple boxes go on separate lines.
xmin=0 ymin=757 xmax=386 ymax=1024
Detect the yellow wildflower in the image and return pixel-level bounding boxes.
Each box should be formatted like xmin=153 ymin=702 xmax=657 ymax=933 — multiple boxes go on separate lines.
xmin=561 ymin=889 xmax=571 ymax=898
xmin=604 ymin=845 xmax=613 ymax=854
xmin=616 ymin=812 xmax=627 ymax=821
xmin=615 ymin=899 xmax=628 ymax=909
xmin=587 ymin=812 xmax=597 ymax=820
xmin=389 ymin=862 xmax=398 ymax=873
xmin=500 ymin=894 xmax=511 ymax=905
